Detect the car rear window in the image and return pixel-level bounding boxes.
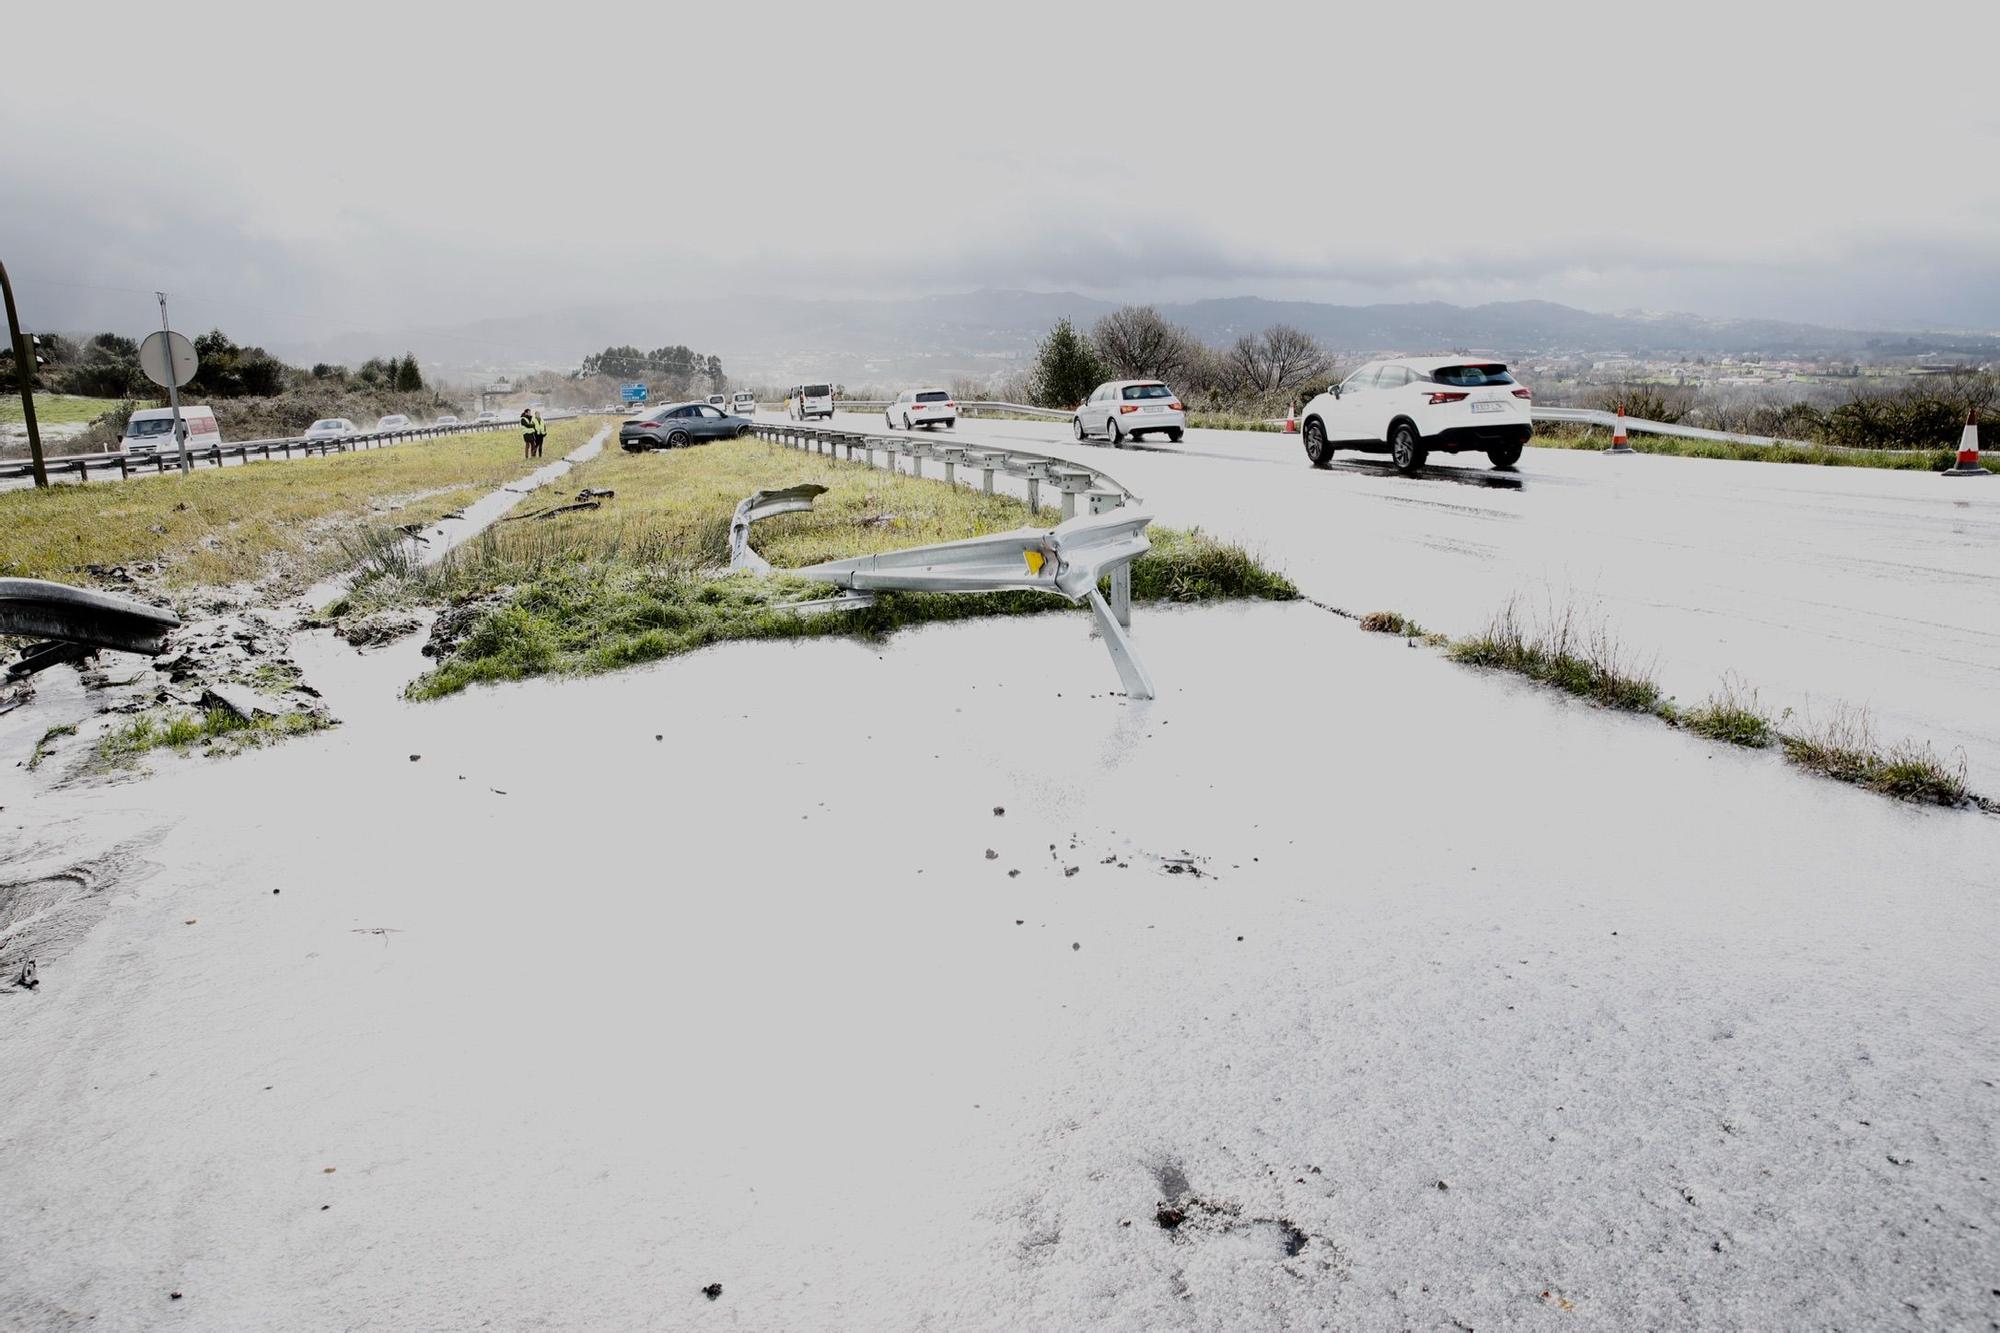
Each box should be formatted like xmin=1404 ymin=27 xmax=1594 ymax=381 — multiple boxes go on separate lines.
xmin=803 ymin=384 xmax=831 ymax=396
xmin=1121 ymin=384 xmax=1173 ymax=400
xmin=916 ymin=391 xmax=950 ymax=403
xmin=1430 ymin=364 xmax=1515 ymax=387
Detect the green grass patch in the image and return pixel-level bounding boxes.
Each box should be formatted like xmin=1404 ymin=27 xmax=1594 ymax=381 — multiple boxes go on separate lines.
xmin=1445 ymin=596 xmax=1661 ymax=712
xmin=0 ymin=417 xmax=606 ymax=597
xmin=95 ymin=706 xmax=331 ymax=765
xmin=355 ymin=435 xmax=1294 ymax=699
xmin=1532 ymin=422 xmax=1997 ymax=473
xmin=1777 ymin=705 xmax=1970 ymax=806
xmin=0 ymin=394 xmax=129 ymax=426
xmin=27 ymin=723 xmax=78 ymax=771
xmin=1677 ymin=676 xmax=1776 ymax=748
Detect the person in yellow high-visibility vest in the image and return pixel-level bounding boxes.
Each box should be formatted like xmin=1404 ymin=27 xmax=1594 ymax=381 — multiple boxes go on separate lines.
xmin=520 ymin=406 xmax=547 ymax=458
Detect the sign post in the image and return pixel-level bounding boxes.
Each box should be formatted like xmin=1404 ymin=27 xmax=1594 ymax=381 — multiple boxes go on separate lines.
xmin=138 ymin=297 xmax=199 ymax=476
xmin=0 ymin=259 xmax=47 ymax=488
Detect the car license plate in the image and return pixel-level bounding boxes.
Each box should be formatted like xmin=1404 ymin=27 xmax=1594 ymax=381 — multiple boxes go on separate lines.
xmin=1145 ymin=405 xmax=1166 ymax=413
xmin=1471 ymin=401 xmax=1504 ymax=414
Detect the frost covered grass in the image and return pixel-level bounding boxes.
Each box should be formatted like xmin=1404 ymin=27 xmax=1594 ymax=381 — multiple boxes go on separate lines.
xmin=1778 ymin=704 xmax=1970 ymax=806
xmin=1445 ymin=596 xmax=1661 ymax=712
xmin=328 ymin=436 xmax=1295 ymax=698
xmin=0 ymin=417 xmax=604 ymax=595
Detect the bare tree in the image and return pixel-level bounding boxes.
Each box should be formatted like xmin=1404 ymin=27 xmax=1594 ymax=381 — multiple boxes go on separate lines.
xmin=1091 ymin=306 xmax=1200 ymax=383
xmin=1224 ymin=325 xmax=1332 ymax=403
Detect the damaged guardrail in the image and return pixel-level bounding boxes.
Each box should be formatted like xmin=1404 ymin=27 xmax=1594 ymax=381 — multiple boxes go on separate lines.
xmin=1 ymin=578 xmax=182 ymax=677
xmin=729 ymin=484 xmax=828 ymax=573
xmin=736 ymin=423 xmax=1157 ymax=697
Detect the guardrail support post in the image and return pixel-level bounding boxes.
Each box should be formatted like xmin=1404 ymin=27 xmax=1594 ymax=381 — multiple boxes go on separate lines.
xmin=1026 ymin=477 xmax=1039 ymax=512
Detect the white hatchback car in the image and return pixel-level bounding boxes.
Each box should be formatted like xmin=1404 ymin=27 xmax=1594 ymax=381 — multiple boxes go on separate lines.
xmin=1299 ymin=357 xmax=1533 ymax=472
xmin=376 ymin=414 xmax=412 ymax=431
xmin=886 ymin=388 xmax=956 ymax=430
xmin=434 ymin=414 xmax=460 ymax=427
xmin=731 ymin=392 xmax=758 ymax=417
xmin=304 ymin=418 xmax=359 ymax=440
xmin=1073 ymin=380 xmax=1184 ymax=445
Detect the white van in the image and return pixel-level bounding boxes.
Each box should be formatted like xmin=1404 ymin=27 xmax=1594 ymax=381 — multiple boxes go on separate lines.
xmin=788 ymin=383 xmax=834 ymax=421
xmin=123 ymin=405 xmax=222 ymax=454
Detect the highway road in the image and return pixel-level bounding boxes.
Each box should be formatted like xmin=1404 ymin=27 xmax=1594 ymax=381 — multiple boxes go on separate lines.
xmin=778 ymin=410 xmax=2000 ymax=789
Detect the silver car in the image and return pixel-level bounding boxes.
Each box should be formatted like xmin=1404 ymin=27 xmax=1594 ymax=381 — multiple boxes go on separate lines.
xmin=1073 ymin=380 xmax=1185 ymax=445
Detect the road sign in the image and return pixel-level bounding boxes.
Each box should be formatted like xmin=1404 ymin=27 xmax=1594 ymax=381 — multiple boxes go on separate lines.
xmin=621 ymin=382 xmax=648 ymax=404
xmin=138 ymin=330 xmax=198 ymax=389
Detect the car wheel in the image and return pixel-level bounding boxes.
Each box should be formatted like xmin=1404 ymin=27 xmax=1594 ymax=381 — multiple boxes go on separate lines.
xmin=1390 ymin=422 xmax=1427 ymax=473
xmin=886 ymin=412 xmax=896 ymax=429
xmin=1303 ymin=418 xmax=1333 ymax=467
xmin=1165 ymin=428 xmax=1184 ymax=444
xmin=669 ymin=430 xmax=690 ymax=448
xmin=1072 ymin=416 xmax=1087 ymax=441
xmin=1487 ymin=444 xmax=1523 ymax=469
xmin=1109 ymin=417 xmax=1124 ymax=446
xmin=735 ymin=424 xmax=750 ymax=438
xmin=902 ymin=413 xmax=913 ymax=430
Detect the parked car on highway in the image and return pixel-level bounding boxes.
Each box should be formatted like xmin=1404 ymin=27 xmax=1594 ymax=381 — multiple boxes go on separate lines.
xmin=619 ymin=401 xmax=752 ymax=450
xmin=787 ymin=383 xmax=835 ymax=421
xmin=434 ymin=414 xmax=460 ymax=427
xmin=376 ymin=414 xmax=412 ymax=432
xmin=474 ymin=410 xmax=500 ymax=423
xmin=121 ymin=405 xmax=221 ymax=454
xmin=886 ymin=388 xmax=956 ymax=431
xmin=1072 ymin=380 xmax=1184 ymax=445
xmin=731 ymin=391 xmax=758 ymax=417
xmin=303 ymin=418 xmax=360 ymax=440
xmin=1299 ymin=357 xmax=1533 ymax=473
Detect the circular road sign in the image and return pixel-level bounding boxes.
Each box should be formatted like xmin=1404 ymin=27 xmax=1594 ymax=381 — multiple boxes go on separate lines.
xmin=138 ymin=330 xmax=199 ymax=389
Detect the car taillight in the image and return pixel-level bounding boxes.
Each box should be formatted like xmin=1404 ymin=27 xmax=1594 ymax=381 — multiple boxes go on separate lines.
xmin=944 ymin=402 xmax=955 ymax=410
xmin=1427 ymin=391 xmax=1470 ymax=405
xmin=1513 ymin=388 xmax=1533 ymax=399
xmin=1123 ymin=404 xmax=1145 ymax=414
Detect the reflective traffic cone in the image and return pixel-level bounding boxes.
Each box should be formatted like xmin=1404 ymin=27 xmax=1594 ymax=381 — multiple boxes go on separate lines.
xmin=1605 ymin=404 xmax=1635 ymax=455
xmin=1283 ymin=402 xmax=1298 ymax=434
xmin=1944 ymin=408 xmax=1988 ymax=477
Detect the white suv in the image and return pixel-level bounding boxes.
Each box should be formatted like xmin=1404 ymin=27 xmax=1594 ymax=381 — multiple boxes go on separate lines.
xmin=1299 ymin=358 xmax=1533 ymax=472
xmin=1073 ymin=380 xmax=1185 ymax=445
xmin=886 ymin=388 xmax=956 ymax=430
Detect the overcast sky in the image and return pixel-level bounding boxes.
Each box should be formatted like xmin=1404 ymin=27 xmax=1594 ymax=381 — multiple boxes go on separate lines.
xmin=6 ymin=0 xmax=1998 ymax=351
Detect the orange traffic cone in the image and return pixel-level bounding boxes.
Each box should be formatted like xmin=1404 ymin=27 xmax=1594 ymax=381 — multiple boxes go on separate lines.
xmin=1283 ymin=401 xmax=1298 ymax=434
xmin=1945 ymin=408 xmax=1987 ymax=477
xmin=1605 ymin=404 xmax=1635 ymax=455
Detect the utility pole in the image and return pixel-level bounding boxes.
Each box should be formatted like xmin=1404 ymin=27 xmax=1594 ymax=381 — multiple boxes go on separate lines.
xmin=157 ymin=292 xmax=190 ymax=476
xmin=0 ymin=259 xmax=49 ymax=488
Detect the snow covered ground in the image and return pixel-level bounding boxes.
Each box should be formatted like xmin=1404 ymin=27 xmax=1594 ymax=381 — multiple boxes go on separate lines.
xmin=4 ymin=602 xmax=1995 ymax=1330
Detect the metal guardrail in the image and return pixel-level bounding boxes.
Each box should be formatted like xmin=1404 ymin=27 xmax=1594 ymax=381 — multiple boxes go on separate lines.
xmin=0 ymin=411 xmax=592 ymax=482
xmin=1528 ymin=406 xmax=1817 ymax=449
xmin=786 ymin=400 xmax=1073 ymax=422
xmin=747 ymin=420 xmax=1139 ymax=517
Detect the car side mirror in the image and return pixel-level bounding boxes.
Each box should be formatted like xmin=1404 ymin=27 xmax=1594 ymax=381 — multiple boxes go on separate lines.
xmin=1331 ymin=385 xmax=1341 ymax=399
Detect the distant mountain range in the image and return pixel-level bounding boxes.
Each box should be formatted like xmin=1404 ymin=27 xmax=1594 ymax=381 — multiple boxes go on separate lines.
xmin=272 ymin=291 xmax=2000 ymax=385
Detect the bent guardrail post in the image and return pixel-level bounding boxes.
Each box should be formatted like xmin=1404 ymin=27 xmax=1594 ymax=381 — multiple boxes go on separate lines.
xmin=1088 ymin=491 xmax=1133 ymax=627
xmin=0 ymin=579 xmax=182 ymax=656
xmin=791 ymin=508 xmax=1156 ymax=698
xmin=728 ymin=484 xmax=829 ymax=574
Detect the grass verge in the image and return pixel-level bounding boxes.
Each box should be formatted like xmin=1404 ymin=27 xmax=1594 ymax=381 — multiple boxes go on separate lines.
xmin=326 ymin=435 xmax=1296 ymax=698
xmin=1675 ymin=675 xmax=1775 ymax=748
xmin=0 ymin=417 xmax=606 ymax=597
xmin=1357 ymin=610 xmax=1446 ymax=645
xmin=1 ymin=394 xmax=128 ymax=426
xmin=1532 ymin=422 xmax=1998 ymax=473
